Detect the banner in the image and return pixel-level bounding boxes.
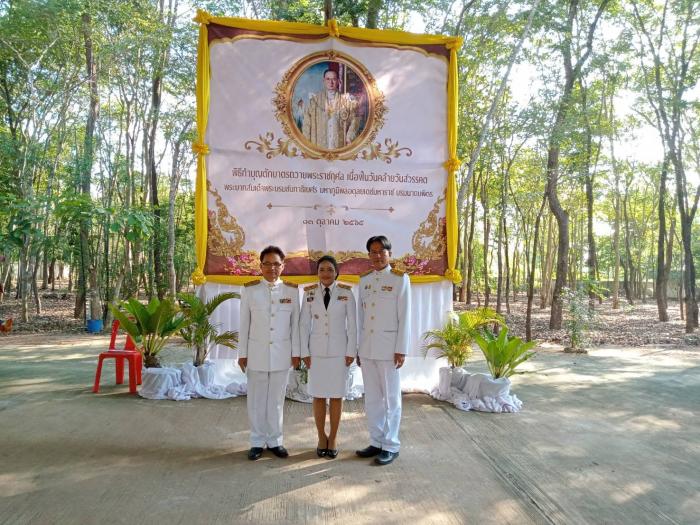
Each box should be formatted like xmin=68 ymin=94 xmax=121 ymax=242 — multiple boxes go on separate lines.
xmin=192 ymin=13 xmax=462 ymax=285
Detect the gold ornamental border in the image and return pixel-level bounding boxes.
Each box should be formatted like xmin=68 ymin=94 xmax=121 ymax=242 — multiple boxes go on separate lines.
xmin=191 ymin=12 xmax=463 ymax=285
xmin=272 ymin=51 xmax=386 ymax=161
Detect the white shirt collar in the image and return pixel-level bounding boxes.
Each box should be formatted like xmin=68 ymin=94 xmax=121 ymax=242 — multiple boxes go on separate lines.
xmin=320 ymin=281 xmax=336 ymax=293
xmin=375 ymin=264 xmax=391 ymax=275
xmin=265 ymin=278 xmax=282 ymax=288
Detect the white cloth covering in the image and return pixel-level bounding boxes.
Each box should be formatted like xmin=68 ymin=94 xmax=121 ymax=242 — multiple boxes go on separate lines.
xmin=201 ymin=280 xmax=454 ymax=394
xmin=138 ymin=362 xmax=242 ymax=401
xmin=432 ymin=368 xmax=523 ymax=413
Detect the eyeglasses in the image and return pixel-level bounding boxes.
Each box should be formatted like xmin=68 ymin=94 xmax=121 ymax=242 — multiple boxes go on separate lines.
xmin=261 ymin=262 xmax=283 ymax=268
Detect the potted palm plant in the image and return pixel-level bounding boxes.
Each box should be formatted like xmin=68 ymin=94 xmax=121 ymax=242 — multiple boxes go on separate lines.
xmin=108 ymin=296 xmax=188 ymax=368
xmin=423 ymin=307 xmax=505 ymax=399
xmin=177 ymin=291 xmax=239 ymax=386
xmin=470 ymin=326 xmax=536 ymax=401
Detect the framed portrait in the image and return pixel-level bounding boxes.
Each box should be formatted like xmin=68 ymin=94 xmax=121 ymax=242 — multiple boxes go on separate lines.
xmin=274 ymin=51 xmax=385 ymax=159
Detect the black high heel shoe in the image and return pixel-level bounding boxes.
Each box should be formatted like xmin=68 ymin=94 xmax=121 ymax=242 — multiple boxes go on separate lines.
xmin=326 ymin=439 xmax=338 ymax=459
xmin=316 ymin=438 xmax=328 ymax=457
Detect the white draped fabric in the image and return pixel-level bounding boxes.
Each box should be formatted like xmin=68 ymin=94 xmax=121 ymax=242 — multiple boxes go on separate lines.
xmin=200 ymin=280 xmax=453 ymax=394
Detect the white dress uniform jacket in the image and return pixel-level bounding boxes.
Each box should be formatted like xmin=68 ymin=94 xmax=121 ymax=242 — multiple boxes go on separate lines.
xmin=358 ymin=265 xmax=411 ymax=359
xmin=238 ymin=279 xmax=300 ymax=371
xmin=300 ymin=282 xmax=357 ymax=359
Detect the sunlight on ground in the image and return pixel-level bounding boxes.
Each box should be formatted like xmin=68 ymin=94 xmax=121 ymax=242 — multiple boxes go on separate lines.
xmin=623 ymin=415 xmax=682 ymax=432
xmin=0 ymin=473 xmax=37 ymax=498
xmin=610 ymin=481 xmax=654 ymax=504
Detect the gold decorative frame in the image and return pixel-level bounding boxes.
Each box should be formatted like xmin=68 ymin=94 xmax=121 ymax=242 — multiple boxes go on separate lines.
xmin=272 ymin=51 xmax=387 ymax=160
xmin=192 ymin=13 xmax=463 ymax=285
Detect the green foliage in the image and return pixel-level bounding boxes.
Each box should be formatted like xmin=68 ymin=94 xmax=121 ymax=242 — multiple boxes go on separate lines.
xmin=423 ymin=307 xmax=505 ymax=368
xmin=563 ymin=287 xmax=595 ymax=352
xmin=473 ymin=326 xmax=536 ymax=379
xmin=177 ymin=292 xmax=239 ymax=366
xmin=108 ymin=297 xmax=188 ymax=368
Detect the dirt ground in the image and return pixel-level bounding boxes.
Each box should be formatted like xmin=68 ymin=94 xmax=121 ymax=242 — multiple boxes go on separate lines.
xmin=2 ymin=289 xmax=698 ymax=349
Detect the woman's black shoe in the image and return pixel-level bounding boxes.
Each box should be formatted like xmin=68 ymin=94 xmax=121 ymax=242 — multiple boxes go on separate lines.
xmin=325 ymin=448 xmax=339 ymax=459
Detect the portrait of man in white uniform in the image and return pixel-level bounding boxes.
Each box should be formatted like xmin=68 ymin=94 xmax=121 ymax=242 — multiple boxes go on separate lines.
xmin=293 ymin=63 xmax=366 ymax=150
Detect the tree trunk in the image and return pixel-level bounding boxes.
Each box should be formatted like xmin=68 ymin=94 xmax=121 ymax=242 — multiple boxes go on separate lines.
xmin=481 ymin=176 xmax=490 ymax=307
xmin=545 ymin=0 xmax=609 ymax=329
xmin=622 ymin=191 xmax=634 ymax=305
xmin=466 ymin=174 xmax=478 ymax=304
xmin=75 ymin=10 xmax=99 ymax=320
xmin=527 ymin=197 xmax=547 ymax=341
xmin=540 ymin=213 xmax=555 ymax=309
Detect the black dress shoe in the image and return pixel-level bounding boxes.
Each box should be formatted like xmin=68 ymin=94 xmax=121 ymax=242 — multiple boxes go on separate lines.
xmin=355 ymin=445 xmax=382 ymax=458
xmin=374 ymin=450 xmax=399 ymax=465
xmin=268 ymin=445 xmax=289 ymax=458
xmin=316 ymin=446 xmax=327 ymax=457
xmin=248 ymin=447 xmax=264 ymax=460
xmin=325 ymin=448 xmax=339 ymax=459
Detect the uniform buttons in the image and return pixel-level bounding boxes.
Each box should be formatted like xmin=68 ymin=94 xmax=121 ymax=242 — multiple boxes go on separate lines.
xmin=370 ymin=329 xmax=374 ymax=333
xmin=371 ymin=316 xmax=375 ymax=320
xmin=372 ymin=303 xmax=375 ymax=307
xmin=271 ymin=313 xmax=275 ymax=317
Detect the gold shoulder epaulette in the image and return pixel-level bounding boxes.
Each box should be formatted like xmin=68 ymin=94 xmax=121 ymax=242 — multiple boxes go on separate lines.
xmin=244 ymin=279 xmax=261 ymax=287
xmin=337 ymin=283 xmax=352 ymax=290
xmin=304 ymin=284 xmax=318 ymax=292
xmin=391 ymin=268 xmax=405 ymax=276
xmin=360 ymin=269 xmax=373 ymax=277
xmin=283 ymin=281 xmax=298 ymax=288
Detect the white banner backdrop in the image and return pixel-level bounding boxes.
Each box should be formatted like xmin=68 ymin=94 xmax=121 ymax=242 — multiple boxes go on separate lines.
xmin=204 ymin=33 xmax=450 ymax=278
xmin=192 ymin=18 xmax=461 ymax=393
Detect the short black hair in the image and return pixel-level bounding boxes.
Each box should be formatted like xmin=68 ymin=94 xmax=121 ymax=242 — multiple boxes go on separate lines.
xmin=366 ymin=235 xmax=391 ymax=252
xmin=323 ymin=68 xmax=337 ymax=78
xmin=260 ymin=245 xmax=285 ymax=261
xmin=317 ymin=255 xmax=339 ymax=279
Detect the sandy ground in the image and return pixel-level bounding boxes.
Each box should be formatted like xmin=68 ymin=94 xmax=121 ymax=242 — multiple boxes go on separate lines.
xmin=0 ymin=333 xmax=699 ymax=524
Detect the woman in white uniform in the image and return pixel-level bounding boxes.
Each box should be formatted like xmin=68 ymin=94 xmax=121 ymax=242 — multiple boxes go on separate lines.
xmin=300 ymin=255 xmax=357 ymax=458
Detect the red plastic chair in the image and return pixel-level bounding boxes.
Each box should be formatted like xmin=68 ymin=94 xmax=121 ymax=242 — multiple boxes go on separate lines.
xmin=93 ymin=320 xmax=142 ymax=394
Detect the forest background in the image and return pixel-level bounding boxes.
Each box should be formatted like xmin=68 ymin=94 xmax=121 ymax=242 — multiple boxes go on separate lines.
xmin=1 ymin=0 xmax=699 ymax=338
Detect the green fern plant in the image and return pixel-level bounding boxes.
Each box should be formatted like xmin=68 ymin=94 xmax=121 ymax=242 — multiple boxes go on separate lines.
xmin=473 ymin=326 xmax=536 ymax=379
xmin=177 ymin=292 xmax=239 ymax=366
xmin=423 ymin=307 xmax=505 ymax=368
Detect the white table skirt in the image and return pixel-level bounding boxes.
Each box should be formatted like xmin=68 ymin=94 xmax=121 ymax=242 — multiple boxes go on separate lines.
xmin=199 ymin=280 xmax=453 ymax=394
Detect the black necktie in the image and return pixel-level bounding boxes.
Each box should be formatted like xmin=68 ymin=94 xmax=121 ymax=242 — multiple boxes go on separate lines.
xmin=324 ymin=287 xmax=331 ymax=310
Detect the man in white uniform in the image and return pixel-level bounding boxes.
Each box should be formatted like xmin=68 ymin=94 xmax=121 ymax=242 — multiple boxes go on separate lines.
xmin=238 ymin=246 xmax=301 ymax=460
xmin=301 ymin=68 xmax=360 ymax=149
xmin=356 ymin=235 xmax=411 ymax=465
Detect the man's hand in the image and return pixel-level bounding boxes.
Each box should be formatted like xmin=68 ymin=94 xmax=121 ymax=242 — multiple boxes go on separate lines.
xmin=394 ymin=353 xmax=405 ymax=369
xmin=302 ymin=356 xmax=311 ymax=368
xmin=291 ymin=356 xmax=301 ymax=369
xmin=345 ymin=356 xmax=354 ymax=367
xmin=238 ymin=357 xmax=247 ymax=373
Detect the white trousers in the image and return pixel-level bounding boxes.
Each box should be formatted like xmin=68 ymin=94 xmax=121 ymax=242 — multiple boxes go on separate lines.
xmin=360 ymin=358 xmax=402 ymax=453
xmin=246 ymin=369 xmax=289 ymax=448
